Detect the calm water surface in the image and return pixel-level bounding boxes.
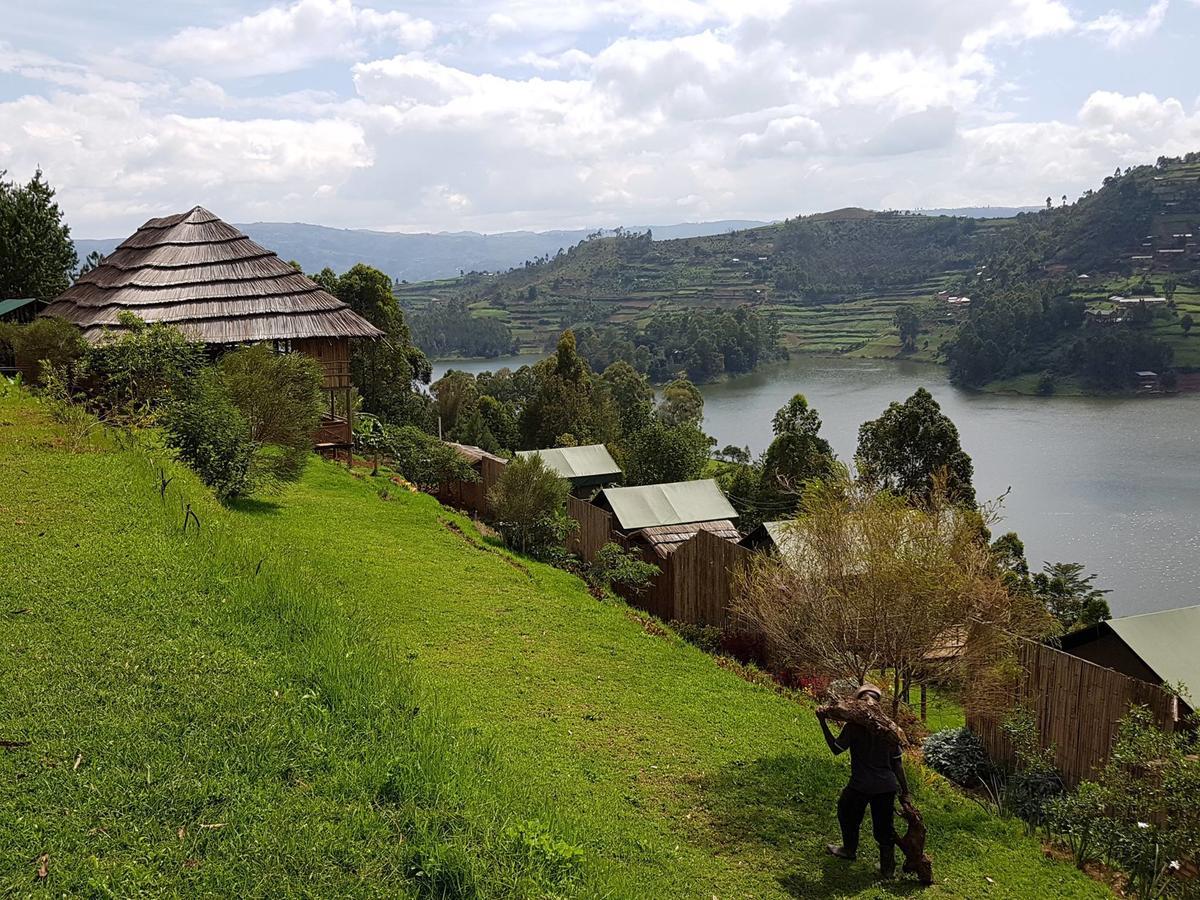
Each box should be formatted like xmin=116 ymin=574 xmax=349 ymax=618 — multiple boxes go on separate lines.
xmin=434 ymin=355 xmax=1200 ymax=616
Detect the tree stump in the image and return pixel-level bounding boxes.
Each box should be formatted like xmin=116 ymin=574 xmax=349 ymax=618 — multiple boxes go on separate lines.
xmin=896 ymin=797 xmax=934 ymax=885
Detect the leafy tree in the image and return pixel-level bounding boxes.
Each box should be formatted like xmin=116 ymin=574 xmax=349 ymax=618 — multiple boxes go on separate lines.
xmin=656 ymin=378 xmax=704 ymax=427
xmin=856 ymin=387 xmax=975 ymax=506
xmin=990 ymin=531 xmax=1031 ymax=585
xmin=600 ymin=360 xmax=654 ymax=437
xmin=733 ymin=471 xmax=1051 ymax=715
xmin=1033 ymin=562 xmax=1111 ymax=632
xmin=1180 ymin=313 xmax=1193 ymax=337
xmin=761 ymin=393 xmax=834 ymax=499
xmin=620 ymin=421 xmax=710 ymax=486
xmin=325 ymin=263 xmax=432 ymax=426
xmin=488 ymin=453 xmax=573 ymax=558
xmin=519 ymin=330 xmax=616 ymax=449
xmin=431 ymin=369 xmax=479 ymax=436
xmin=76 ymin=250 xmax=105 ymax=279
xmin=893 ymin=305 xmax=920 ymax=352
xmin=218 ymin=344 xmax=324 ymax=486
xmin=0 ymin=169 xmax=77 ymax=300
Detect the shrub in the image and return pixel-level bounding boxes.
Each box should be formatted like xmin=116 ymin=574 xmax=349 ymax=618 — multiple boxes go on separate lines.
xmin=670 ymin=621 xmax=724 ymax=654
xmin=362 ymin=421 xmax=478 ymax=490
xmin=217 ymin=344 xmax=322 ymax=486
xmin=82 ymin=312 xmax=205 ymax=418
xmin=587 ymin=542 xmax=659 ymax=595
xmin=1045 ymin=781 xmax=1111 ymax=869
xmin=488 ymin=454 xmax=574 ymax=559
xmin=0 ymin=315 xmax=84 ymax=384
xmin=922 ymin=727 xmax=993 ymax=787
xmin=163 ymin=369 xmax=255 ymax=500
xmin=163 ymin=345 xmax=323 ymax=500
xmin=1063 ymin=704 xmax=1200 ymax=899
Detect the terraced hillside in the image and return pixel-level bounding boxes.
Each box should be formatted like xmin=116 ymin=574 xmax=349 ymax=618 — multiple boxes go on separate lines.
xmin=398 ymin=156 xmax=1200 ymax=367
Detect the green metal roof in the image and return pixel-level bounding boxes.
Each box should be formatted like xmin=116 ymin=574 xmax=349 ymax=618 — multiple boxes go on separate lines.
xmin=597 ymin=479 xmax=737 ymax=531
xmin=516 ymin=444 xmax=621 ymax=484
xmin=0 ymin=297 xmax=38 ymax=317
xmin=1106 ymin=604 xmax=1200 ymax=703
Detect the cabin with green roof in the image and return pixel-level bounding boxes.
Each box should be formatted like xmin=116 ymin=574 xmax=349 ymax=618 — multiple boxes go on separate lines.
xmin=1059 ymin=604 xmax=1199 ymax=718
xmin=515 ymin=444 xmax=622 ymax=494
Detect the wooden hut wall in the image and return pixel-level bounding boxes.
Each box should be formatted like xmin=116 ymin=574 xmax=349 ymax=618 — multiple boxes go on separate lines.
xmin=294 ymin=337 xmax=351 ymax=389
xmin=967 ymin=634 xmax=1177 ymax=787
xmin=566 ymin=495 xmax=614 ymax=563
xmin=618 ymin=535 xmax=676 ymax=621
xmin=671 ymin=529 xmax=755 ymax=629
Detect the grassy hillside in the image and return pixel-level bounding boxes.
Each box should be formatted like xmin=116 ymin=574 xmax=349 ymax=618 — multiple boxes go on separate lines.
xmin=399 ymin=157 xmax=1200 ymax=371
xmin=1 ymin=390 xmax=1110 ymax=898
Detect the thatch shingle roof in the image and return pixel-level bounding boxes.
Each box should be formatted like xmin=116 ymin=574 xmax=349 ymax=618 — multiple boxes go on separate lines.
xmin=43 ymin=206 xmax=383 ymax=343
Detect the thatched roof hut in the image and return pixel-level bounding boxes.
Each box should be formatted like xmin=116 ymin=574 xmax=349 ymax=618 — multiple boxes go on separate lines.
xmin=43 ymin=206 xmax=381 ymax=344
xmin=43 ymin=206 xmax=383 ymax=451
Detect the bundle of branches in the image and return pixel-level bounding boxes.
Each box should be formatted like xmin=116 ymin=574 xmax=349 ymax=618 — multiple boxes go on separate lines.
xmin=818 ymin=698 xmax=908 ymax=748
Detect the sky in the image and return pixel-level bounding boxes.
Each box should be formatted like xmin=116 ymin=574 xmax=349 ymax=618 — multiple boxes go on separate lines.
xmin=0 ymin=0 xmax=1196 ymax=238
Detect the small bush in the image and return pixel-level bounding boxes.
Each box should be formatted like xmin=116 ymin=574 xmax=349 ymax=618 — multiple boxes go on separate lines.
xmin=218 ymin=344 xmax=322 ymax=486
xmin=83 ymin=313 xmax=206 ymax=418
xmin=163 ymin=369 xmax=255 ymax=500
xmin=1045 ymin=781 xmax=1111 ymax=869
xmin=503 ymin=819 xmax=585 ymax=889
xmin=670 ymin=621 xmax=724 ymax=654
xmin=488 ymin=454 xmax=574 ymax=559
xmin=922 ymin=727 xmax=993 ymax=787
xmin=358 ymin=419 xmax=478 ymax=489
xmin=0 ymin=315 xmax=84 ymax=384
xmin=587 ymin=542 xmax=659 ymax=595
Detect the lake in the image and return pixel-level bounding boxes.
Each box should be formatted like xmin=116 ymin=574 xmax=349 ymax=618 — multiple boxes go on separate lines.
xmin=432 ymin=354 xmax=1200 ymax=616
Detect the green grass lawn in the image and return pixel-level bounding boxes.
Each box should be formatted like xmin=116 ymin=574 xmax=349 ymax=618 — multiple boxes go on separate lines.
xmin=0 ymin=389 xmax=1109 ymax=898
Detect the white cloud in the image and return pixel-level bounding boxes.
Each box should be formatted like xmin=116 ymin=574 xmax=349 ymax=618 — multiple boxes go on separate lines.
xmin=1082 ymin=0 xmax=1169 ymax=48
xmin=154 ymin=0 xmax=435 ymax=76
xmin=0 ymin=88 xmax=371 ymax=231
xmin=3 ymin=0 xmax=1197 ymax=236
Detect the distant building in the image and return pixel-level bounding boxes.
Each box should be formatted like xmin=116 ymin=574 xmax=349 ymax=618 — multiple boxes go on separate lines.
xmin=1134 ymin=371 xmax=1162 ymax=393
xmin=1112 ymin=295 xmax=1167 ymax=306
xmin=593 ymin=479 xmax=739 ymax=559
xmin=1058 ymin=604 xmax=1199 ymax=718
xmin=515 ymin=444 xmax=622 ymax=494
xmin=1085 ymin=308 xmax=1126 ymax=327
xmin=0 ymin=297 xmax=42 ymax=324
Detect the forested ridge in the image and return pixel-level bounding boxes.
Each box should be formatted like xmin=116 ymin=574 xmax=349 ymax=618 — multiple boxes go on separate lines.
xmin=397 ymin=153 xmax=1200 ymax=391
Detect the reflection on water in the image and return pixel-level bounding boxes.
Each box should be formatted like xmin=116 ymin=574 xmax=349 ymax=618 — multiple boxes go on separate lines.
xmin=435 ymin=354 xmax=1200 ymax=616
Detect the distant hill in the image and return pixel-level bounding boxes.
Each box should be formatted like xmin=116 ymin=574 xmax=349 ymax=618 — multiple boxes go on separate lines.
xmin=74 ymin=219 xmax=770 ymax=283
xmin=396 ymin=154 xmax=1200 ymax=357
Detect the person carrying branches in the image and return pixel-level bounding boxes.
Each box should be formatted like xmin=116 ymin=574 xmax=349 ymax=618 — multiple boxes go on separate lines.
xmin=817 ymin=683 xmax=910 ymax=879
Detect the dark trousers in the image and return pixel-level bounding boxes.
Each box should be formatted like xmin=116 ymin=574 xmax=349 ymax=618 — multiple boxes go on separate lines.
xmin=837 ymin=786 xmax=896 ymax=866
